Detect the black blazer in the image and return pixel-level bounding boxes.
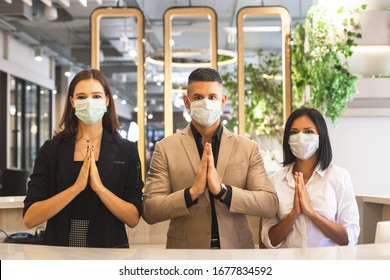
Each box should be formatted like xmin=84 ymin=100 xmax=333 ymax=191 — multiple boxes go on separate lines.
xmin=23 ymin=129 xmax=143 ymax=248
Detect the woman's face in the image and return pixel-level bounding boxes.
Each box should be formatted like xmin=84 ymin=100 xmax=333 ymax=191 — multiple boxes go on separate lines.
xmin=69 ymin=78 xmax=109 ymax=107
xmin=289 ymin=115 xmax=318 ymax=136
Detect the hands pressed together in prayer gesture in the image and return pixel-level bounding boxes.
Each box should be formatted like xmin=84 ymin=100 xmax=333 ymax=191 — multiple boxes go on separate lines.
xmin=73 ymin=145 xmax=105 ymax=194
xmin=189 ymin=142 xmax=224 ymax=201
xmin=291 ymin=172 xmax=315 ymax=220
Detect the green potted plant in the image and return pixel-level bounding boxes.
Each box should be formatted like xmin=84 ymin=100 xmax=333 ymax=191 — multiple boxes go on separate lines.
xmin=291 ymin=4 xmax=367 ymax=123
xmin=221 ymin=50 xmax=285 ymax=163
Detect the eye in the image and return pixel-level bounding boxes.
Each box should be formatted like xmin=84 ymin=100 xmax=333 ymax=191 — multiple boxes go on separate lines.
xmin=304 ymin=129 xmax=316 ymax=134
xmin=209 ymin=95 xmax=218 ymax=100
xmin=75 ymin=96 xmax=86 ymax=100
xmin=289 ymin=130 xmax=298 ymax=135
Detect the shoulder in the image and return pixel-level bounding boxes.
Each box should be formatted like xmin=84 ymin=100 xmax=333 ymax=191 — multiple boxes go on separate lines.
xmin=41 ymin=137 xmax=62 ymax=152
xmin=223 ymin=127 xmax=257 ymax=146
xmin=158 ymin=126 xmax=189 ymax=145
xmin=111 ymin=132 xmax=137 ymax=151
xmin=270 ymin=165 xmax=289 ymax=180
xmin=324 ymin=164 xmax=350 ymax=178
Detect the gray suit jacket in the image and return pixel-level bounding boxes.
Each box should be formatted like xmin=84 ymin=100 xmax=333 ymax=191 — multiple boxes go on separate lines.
xmin=142 ymin=124 xmax=278 ymax=249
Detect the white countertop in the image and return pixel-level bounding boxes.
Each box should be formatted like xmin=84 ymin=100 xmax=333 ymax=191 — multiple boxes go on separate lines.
xmin=361 ymin=195 xmax=390 ymax=205
xmin=1 ymin=242 xmax=390 ymax=260
xmin=0 ymin=196 xmax=25 ymax=209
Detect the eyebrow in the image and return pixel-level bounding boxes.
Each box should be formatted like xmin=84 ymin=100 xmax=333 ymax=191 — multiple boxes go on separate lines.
xmin=74 ymin=91 xmax=104 ymax=96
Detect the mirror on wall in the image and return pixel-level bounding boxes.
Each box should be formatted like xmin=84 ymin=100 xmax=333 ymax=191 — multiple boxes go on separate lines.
xmin=233 ymin=7 xmax=291 ymax=172
xmin=162 ymin=7 xmax=218 ymax=136
xmin=91 ymin=8 xmax=146 ymax=178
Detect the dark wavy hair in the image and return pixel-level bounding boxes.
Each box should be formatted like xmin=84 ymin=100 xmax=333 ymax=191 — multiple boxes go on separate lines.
xmin=54 ymin=69 xmax=119 ymax=138
xmin=282 ymin=106 xmax=332 ymax=170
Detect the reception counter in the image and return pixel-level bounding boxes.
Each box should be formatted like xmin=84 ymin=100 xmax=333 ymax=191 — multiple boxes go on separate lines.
xmin=356 ymin=195 xmax=390 ymax=244
xmin=1 ymin=242 xmax=390 ymax=260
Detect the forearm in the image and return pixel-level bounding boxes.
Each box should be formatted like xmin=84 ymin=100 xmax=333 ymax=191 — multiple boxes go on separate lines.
xmin=308 ymin=211 xmax=349 ymax=245
xmin=268 ymin=211 xmax=297 ymax=247
xmin=95 ymin=187 xmax=140 ymax=228
xmin=24 ymin=186 xmax=80 ymax=229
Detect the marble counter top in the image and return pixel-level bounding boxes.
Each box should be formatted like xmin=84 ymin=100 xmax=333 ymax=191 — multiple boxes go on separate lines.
xmin=361 ymin=195 xmax=390 ymax=205
xmin=0 ymin=196 xmax=25 ymax=209
xmin=1 ymin=242 xmax=390 ymax=260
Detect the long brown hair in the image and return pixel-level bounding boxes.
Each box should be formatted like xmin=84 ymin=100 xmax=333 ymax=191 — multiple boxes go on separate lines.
xmin=54 ymin=69 xmax=120 ymax=138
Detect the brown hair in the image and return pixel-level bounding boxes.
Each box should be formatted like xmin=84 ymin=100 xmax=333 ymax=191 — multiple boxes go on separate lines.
xmin=54 ymin=69 xmax=120 ymax=138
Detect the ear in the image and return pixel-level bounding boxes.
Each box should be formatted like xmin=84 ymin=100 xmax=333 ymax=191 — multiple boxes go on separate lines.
xmin=105 ymin=95 xmax=109 ymax=107
xmin=221 ymin=94 xmax=227 ymax=109
xmin=183 ymin=95 xmax=191 ymax=110
xmin=69 ymin=96 xmax=75 ymax=108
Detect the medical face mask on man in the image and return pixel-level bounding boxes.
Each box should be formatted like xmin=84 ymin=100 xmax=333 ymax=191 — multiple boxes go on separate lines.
xmin=189 ymin=98 xmax=222 ymax=127
xmin=288 ymin=132 xmax=319 ymax=160
xmin=74 ymin=98 xmax=107 ymax=125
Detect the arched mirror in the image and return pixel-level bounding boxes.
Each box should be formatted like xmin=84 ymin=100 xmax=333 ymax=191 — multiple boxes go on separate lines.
xmin=90 ymin=8 xmax=146 ymax=179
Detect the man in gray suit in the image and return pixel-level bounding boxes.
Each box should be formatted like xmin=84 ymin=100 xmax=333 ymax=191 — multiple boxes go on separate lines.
xmin=143 ymin=67 xmax=278 ymax=249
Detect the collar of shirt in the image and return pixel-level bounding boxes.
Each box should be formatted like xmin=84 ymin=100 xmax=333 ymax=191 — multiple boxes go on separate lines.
xmin=283 ymin=162 xmax=326 ymax=188
xmin=190 ymin=122 xmax=223 ymax=165
xmin=190 ymin=122 xmax=223 ymax=144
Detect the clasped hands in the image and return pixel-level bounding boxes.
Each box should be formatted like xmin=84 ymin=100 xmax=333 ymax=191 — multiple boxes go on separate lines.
xmin=72 ymin=145 xmax=105 ymax=194
xmin=189 ymin=142 xmax=223 ymax=201
xmin=291 ymin=172 xmax=315 ymax=219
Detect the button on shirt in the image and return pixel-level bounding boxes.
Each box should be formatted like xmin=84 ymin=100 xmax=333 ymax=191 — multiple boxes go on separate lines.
xmin=261 ymin=163 xmax=360 ymax=248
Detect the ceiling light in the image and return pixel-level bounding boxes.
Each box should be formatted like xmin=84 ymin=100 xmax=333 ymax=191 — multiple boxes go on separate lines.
xmin=58 ymin=0 xmax=69 ymax=7
xmin=44 ymin=6 xmax=58 ymax=21
xmin=22 ymin=0 xmax=32 ymax=6
xmin=78 ymin=0 xmax=87 ymax=7
xmin=40 ymin=0 xmax=52 ymax=7
xmin=34 ymin=47 xmax=43 ymax=62
xmin=64 ymin=66 xmax=72 ymax=77
xmin=224 ymin=26 xmax=282 ymax=34
xmin=146 ymin=49 xmax=237 ymax=68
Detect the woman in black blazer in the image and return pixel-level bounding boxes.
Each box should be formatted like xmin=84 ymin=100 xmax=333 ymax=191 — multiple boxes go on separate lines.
xmin=23 ymin=69 xmax=143 ymax=248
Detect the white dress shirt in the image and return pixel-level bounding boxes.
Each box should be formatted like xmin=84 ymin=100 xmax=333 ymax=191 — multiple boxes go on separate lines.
xmin=261 ymin=163 xmax=360 ymax=248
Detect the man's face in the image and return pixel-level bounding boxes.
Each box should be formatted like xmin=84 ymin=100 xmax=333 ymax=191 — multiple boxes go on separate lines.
xmin=184 ymin=81 xmax=227 ymax=109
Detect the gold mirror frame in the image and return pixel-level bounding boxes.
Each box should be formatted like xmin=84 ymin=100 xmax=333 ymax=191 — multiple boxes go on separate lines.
xmin=163 ymin=7 xmax=218 ymax=136
xmin=91 ymin=7 xmax=146 ymax=179
xmin=237 ymin=6 xmax=291 ymax=136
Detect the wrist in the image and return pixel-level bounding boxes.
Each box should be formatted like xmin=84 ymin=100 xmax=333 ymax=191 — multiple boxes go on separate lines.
xmin=214 ymin=183 xmax=227 ymax=199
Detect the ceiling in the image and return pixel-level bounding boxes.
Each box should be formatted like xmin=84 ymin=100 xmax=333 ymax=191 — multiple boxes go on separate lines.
xmin=0 ymin=0 xmax=312 ymax=120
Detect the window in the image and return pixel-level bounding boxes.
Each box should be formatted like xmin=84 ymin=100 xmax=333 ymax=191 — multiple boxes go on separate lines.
xmin=9 ymin=76 xmax=53 ymax=171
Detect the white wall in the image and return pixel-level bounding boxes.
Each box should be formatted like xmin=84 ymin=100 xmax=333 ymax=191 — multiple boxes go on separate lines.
xmin=0 ymin=29 xmax=55 ymax=89
xmin=327 ymin=116 xmax=390 ymax=196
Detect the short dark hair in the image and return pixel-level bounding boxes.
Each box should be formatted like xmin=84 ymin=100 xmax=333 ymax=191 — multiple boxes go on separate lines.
xmin=55 ymin=69 xmax=119 ymax=138
xmin=282 ymin=106 xmax=332 ymax=170
xmin=187 ymin=67 xmax=222 ymax=84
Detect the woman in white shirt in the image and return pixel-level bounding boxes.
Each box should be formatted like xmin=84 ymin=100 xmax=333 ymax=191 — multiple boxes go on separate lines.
xmin=261 ymin=107 xmax=360 ymax=248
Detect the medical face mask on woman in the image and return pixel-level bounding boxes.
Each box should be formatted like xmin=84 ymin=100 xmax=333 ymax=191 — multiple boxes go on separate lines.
xmin=288 ymin=132 xmax=319 ymax=160
xmin=189 ymin=98 xmax=222 ymax=127
xmin=74 ymin=98 xmax=107 ymax=125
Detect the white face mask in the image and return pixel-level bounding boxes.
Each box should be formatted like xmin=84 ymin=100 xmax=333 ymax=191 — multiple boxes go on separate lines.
xmin=189 ymin=98 xmax=222 ymax=127
xmin=288 ymin=132 xmax=319 ymax=160
xmin=74 ymin=98 xmax=107 ymax=125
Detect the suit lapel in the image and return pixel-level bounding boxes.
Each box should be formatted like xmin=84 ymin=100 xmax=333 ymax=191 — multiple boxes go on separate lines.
xmin=97 ymin=129 xmax=118 ymax=189
xmin=217 ymin=127 xmax=234 ymax=180
xmin=57 ymin=136 xmax=76 ymax=192
xmin=180 ymin=125 xmax=200 ymax=175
